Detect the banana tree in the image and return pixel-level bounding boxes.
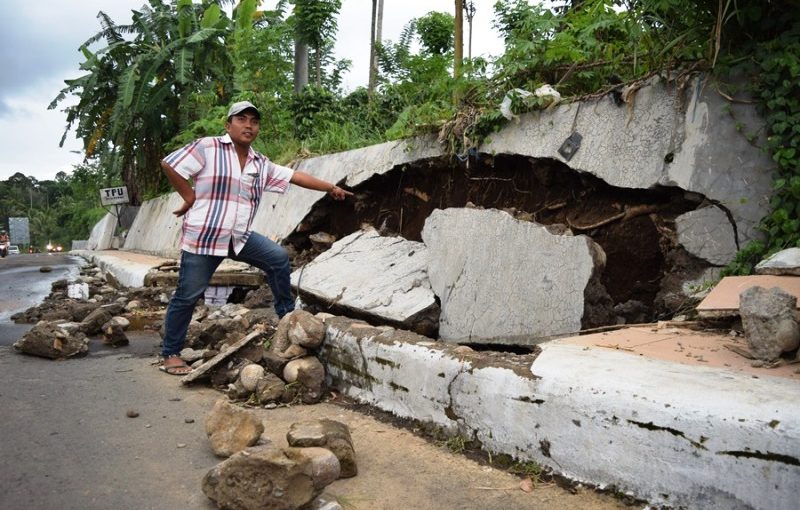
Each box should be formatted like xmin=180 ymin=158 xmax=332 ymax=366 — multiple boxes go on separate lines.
xmin=50 ymin=0 xmax=235 ymax=204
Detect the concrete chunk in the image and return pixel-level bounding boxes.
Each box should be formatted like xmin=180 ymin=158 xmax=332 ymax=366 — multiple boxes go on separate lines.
xmin=421 ymin=208 xmax=598 ymax=344
xmin=290 ymin=229 xmax=438 ymax=329
xmin=676 ymin=206 xmax=738 ymax=266
xmin=755 ymin=248 xmax=800 ymax=276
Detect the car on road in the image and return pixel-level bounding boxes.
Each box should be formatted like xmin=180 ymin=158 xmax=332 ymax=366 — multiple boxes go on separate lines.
xmin=8 ymin=245 xmax=20 ymax=255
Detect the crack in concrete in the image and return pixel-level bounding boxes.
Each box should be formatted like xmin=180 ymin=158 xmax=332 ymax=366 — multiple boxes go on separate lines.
xmin=444 ymin=369 xmax=465 ymax=422
xmin=717 ymin=450 xmax=800 ymax=466
xmin=627 ymin=419 xmax=707 ymax=450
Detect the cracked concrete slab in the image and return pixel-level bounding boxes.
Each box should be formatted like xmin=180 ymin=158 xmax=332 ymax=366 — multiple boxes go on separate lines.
xmin=421 ymin=208 xmax=600 ymax=344
xmin=291 ymin=229 xmax=438 ymax=332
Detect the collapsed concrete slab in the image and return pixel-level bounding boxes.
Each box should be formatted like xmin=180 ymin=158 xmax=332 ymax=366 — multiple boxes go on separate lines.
xmin=482 ymin=75 xmax=773 ymax=248
xmin=290 ymin=229 xmax=438 ymax=334
xmin=421 ymin=208 xmax=602 ymax=344
xmin=320 ymin=317 xmax=800 ymax=510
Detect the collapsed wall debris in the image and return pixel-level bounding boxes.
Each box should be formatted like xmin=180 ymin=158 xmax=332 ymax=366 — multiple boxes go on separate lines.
xmin=422 ymin=207 xmax=607 ymax=344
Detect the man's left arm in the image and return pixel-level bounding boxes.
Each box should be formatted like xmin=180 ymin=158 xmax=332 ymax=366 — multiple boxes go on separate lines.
xmin=290 ymin=171 xmax=353 ymax=200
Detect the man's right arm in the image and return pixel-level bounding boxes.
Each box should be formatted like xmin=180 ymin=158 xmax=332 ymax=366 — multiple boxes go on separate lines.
xmin=161 ymin=161 xmax=196 ymax=217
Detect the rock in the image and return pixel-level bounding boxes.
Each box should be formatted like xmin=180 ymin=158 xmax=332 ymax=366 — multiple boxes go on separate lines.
xmin=298 ymin=447 xmax=340 ymax=489
xmin=51 ymin=279 xmax=69 ymax=291
xmin=262 ymin=350 xmax=289 ymax=377
xmin=125 ymin=300 xmax=142 ymax=311
xmin=55 ymin=322 xmax=83 ymax=335
xmin=180 ymin=347 xmax=206 ymax=363
xmin=739 ymin=286 xmax=800 ymax=361
xmin=41 ymin=309 xmax=72 ymax=322
xmin=101 ymin=322 xmax=129 ymax=347
xmin=69 ymin=303 xmax=98 ymax=322
xmin=107 ymin=316 xmax=130 ymax=329
xmin=13 ymin=322 xmax=89 ymax=359
xmin=80 ymin=308 xmax=113 ymax=335
xmin=287 ymin=419 xmax=357 ymax=478
xmin=202 ymin=445 xmax=320 ymax=510
xmin=126 ymin=409 xmax=139 ymax=418
xmin=243 ymin=288 xmax=274 ymax=309
xmin=307 ymin=494 xmax=344 ymax=510
xmin=755 ymin=247 xmax=800 ymax=276
xmin=309 ymin=232 xmax=337 ymax=251
xmin=39 ymin=266 xmax=52 ymax=273
xmin=286 ymin=310 xmax=326 ymax=349
xmin=256 ymin=373 xmax=286 ymax=404
xmin=239 ymin=342 xmax=265 ymax=363
xmin=283 ymin=357 xmax=325 ymax=402
xmin=205 ymin=399 xmax=265 ymax=458
xmin=239 ymin=364 xmax=266 ymax=392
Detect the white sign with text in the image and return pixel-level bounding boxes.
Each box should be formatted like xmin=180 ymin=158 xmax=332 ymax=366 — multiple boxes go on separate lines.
xmin=100 ymin=186 xmax=129 ymax=206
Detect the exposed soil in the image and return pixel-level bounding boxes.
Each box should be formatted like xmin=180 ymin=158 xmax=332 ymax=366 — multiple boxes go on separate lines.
xmin=287 ymin=154 xmax=713 ymax=325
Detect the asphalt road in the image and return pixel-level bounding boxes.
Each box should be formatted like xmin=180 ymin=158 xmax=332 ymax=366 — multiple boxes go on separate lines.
xmin=0 ymin=253 xmax=80 ymax=340
xmin=0 ymin=253 xmax=219 ymax=509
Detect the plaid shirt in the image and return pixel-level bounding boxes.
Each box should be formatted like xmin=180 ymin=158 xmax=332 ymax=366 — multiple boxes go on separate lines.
xmin=163 ymin=134 xmax=293 ymax=256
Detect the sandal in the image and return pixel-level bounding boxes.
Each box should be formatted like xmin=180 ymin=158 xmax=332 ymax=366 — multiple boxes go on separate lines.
xmin=159 ymin=355 xmax=193 ymax=376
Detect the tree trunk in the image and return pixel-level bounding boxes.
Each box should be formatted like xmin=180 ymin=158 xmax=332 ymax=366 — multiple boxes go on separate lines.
xmin=315 ymin=47 xmax=321 ymax=87
xmin=454 ymin=0 xmax=463 ymax=80
xmin=294 ymin=38 xmax=308 ymax=93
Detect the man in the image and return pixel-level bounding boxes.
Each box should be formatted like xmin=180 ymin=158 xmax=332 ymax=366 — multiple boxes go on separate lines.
xmin=159 ymin=100 xmax=351 ymax=375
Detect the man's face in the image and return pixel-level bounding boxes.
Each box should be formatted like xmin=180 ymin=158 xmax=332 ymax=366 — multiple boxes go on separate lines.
xmin=225 ymin=109 xmax=260 ymax=146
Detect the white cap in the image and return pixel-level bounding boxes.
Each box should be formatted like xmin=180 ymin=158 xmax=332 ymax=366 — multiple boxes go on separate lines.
xmin=226 ymin=101 xmax=260 ymax=119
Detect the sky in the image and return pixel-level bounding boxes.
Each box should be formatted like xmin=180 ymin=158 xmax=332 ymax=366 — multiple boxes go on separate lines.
xmin=0 ymin=0 xmax=506 ymax=182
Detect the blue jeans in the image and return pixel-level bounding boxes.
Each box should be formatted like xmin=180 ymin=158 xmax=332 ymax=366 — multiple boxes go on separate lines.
xmin=161 ymin=232 xmax=295 ymax=357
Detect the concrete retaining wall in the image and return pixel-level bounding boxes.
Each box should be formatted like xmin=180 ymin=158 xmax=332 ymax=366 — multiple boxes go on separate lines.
xmin=483 ymin=75 xmax=774 ymax=249
xmin=85 ymin=212 xmax=117 ymax=251
xmin=109 ymin=74 xmax=772 ymax=264
xmin=321 ymin=317 xmax=800 ymax=510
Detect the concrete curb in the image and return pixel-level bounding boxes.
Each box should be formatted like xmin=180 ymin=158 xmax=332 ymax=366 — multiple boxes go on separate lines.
xmin=71 ymin=250 xmax=165 ymax=288
xmin=320 ymin=317 xmax=800 ymax=510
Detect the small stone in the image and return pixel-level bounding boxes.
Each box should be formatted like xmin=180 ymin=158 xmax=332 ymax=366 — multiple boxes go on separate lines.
xmin=185 ymin=418 xmax=195 ymax=424
xmin=177 ymin=443 xmax=187 ymax=448
xmin=126 ymin=409 xmax=140 ymax=418
xmin=145 ymin=424 xmax=152 ymax=428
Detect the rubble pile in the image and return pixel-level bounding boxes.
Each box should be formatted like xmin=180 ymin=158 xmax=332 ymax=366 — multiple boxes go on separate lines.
xmin=183 ymin=310 xmax=330 ymax=406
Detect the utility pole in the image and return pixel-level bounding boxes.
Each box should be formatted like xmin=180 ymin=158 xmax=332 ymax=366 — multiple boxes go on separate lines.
xmin=464 ymin=1 xmax=476 ymax=60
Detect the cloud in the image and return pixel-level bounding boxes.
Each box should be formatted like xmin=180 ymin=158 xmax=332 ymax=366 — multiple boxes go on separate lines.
xmin=0 ymin=1 xmax=139 ymax=103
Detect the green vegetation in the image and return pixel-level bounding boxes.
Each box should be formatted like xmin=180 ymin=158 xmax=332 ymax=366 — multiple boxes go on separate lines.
xmin=0 ymin=164 xmax=117 ymax=249
xmin=4 ymin=1 xmax=797 ymax=264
